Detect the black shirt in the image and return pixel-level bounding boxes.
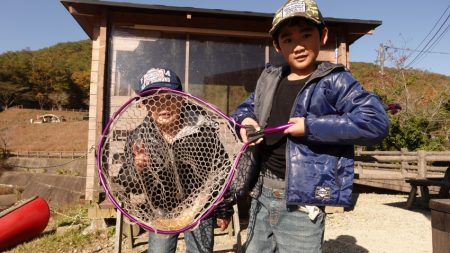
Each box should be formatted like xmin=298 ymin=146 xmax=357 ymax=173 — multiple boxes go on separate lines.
xmin=261 ymin=75 xmax=308 ymax=179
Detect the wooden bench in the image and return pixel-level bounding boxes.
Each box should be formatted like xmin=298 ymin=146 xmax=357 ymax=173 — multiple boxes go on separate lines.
xmin=405 ymin=166 xmax=450 ymax=209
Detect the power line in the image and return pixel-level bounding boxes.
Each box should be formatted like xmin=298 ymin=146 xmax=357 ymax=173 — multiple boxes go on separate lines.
xmin=409 ymin=23 xmax=450 ymax=67
xmin=406 ymin=4 xmax=450 ymax=60
xmin=385 ymin=46 xmax=450 ymax=55
xmin=406 ymin=6 xmax=450 ymax=67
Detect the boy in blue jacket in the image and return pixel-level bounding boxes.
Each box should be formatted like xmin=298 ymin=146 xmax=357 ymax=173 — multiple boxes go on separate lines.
xmin=231 ymin=0 xmax=389 ymax=252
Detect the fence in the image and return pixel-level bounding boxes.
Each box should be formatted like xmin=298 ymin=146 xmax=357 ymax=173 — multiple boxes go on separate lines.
xmin=8 ymin=149 xmax=450 ymax=176
xmin=5 ymin=148 xmax=450 ymax=193
xmin=7 ymin=106 xmax=87 ymax=113
xmin=355 ymin=148 xmax=450 ymax=180
xmin=50 ymin=108 xmax=88 ymax=113
xmin=354 ymin=148 xmax=450 ymax=192
xmin=8 ymin=151 xmax=87 ymax=159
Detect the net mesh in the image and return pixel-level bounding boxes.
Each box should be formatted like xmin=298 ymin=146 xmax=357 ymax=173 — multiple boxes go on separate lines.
xmin=99 ymin=90 xmax=242 ymax=232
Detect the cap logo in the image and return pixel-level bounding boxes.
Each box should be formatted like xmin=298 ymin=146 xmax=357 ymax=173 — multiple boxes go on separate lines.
xmin=282 ymin=0 xmax=306 ymax=18
xmin=141 ymin=68 xmax=172 ymax=90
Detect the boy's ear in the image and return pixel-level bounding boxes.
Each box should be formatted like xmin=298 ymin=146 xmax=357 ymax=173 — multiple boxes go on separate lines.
xmin=272 ymin=40 xmax=281 ymax=53
xmin=321 ymin=27 xmax=329 ymax=46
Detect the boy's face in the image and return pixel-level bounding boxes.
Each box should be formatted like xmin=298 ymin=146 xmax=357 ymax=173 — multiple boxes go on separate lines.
xmin=145 ymin=94 xmax=182 ymax=127
xmin=274 ymin=21 xmax=328 ymax=77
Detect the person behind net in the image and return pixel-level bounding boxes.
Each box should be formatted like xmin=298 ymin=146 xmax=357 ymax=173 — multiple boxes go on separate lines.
xmin=116 ymin=67 xmax=235 ymax=253
xmin=231 ymin=0 xmax=389 ymax=252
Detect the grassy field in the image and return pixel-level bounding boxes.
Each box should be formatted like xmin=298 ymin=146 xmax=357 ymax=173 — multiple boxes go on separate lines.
xmin=0 ymin=108 xmax=88 ymax=151
xmin=0 ymin=109 xmax=101 ymax=252
xmin=3 ymin=202 xmax=115 ymax=253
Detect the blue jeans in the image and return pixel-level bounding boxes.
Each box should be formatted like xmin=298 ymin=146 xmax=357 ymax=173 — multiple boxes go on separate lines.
xmin=245 ymin=186 xmax=325 ymax=253
xmin=147 ymin=217 xmax=214 ymax=253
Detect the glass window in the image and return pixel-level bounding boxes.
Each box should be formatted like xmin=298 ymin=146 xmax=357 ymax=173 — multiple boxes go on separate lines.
xmin=109 ymin=28 xmax=186 ymax=97
xmin=188 ymin=35 xmax=267 ymax=114
xmin=107 ymin=27 xmax=273 ymax=116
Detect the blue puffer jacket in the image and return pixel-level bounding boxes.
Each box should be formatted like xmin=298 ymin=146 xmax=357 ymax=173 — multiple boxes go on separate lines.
xmin=232 ymin=62 xmax=389 ymax=206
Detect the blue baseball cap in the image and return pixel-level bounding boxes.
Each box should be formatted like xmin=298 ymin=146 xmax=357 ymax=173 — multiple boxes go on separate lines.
xmin=137 ymin=68 xmax=183 ymax=93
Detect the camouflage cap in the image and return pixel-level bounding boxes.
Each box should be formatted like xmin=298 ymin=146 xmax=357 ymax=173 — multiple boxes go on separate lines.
xmin=269 ymin=0 xmax=324 ymax=36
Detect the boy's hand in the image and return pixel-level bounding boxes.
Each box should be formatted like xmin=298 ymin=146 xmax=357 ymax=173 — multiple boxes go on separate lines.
xmin=240 ymin=117 xmax=262 ymax=144
xmin=216 ymin=217 xmax=231 ymax=231
xmin=284 ymin=117 xmax=306 ymax=137
xmin=132 ymin=142 xmax=149 ymax=172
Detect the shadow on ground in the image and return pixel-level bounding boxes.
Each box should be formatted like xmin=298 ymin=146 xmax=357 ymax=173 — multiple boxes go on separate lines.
xmin=323 ymin=235 xmax=369 ymax=253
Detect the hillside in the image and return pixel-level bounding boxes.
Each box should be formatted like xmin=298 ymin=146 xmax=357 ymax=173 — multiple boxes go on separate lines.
xmin=0 ymin=108 xmax=88 ymax=151
xmin=351 ymin=62 xmax=450 ymax=105
xmin=0 ymin=40 xmax=449 ymax=151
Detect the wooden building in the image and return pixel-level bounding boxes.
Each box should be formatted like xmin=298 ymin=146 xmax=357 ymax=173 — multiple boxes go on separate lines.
xmin=61 ymin=0 xmax=382 ymax=202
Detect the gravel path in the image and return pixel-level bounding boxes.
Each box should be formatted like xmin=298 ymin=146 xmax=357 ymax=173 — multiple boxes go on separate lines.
xmin=113 ymin=193 xmax=432 ymax=253
xmin=64 ymin=192 xmax=431 ymax=253
xmin=323 ymin=193 xmax=432 ymax=253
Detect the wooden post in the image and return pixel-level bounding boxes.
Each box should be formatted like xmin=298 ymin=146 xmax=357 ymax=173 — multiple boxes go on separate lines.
xmin=401 ymin=148 xmax=408 ymax=176
xmin=430 ymin=199 xmax=450 ymax=253
xmin=418 ymin=150 xmax=426 ymax=178
xmin=356 ymin=147 xmax=363 ymax=176
xmin=233 ymin=204 xmax=242 ymax=253
xmin=114 ymin=206 xmax=123 ymax=253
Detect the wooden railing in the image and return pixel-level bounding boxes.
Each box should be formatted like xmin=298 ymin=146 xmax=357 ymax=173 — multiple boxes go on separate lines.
xmin=355 ymin=148 xmax=450 ymax=180
xmin=8 ymin=149 xmax=450 ymax=176
xmin=8 ymin=151 xmax=87 ymax=159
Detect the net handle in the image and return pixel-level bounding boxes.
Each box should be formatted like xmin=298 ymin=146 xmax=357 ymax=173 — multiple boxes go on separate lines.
xmin=96 ymin=88 xmax=291 ymax=234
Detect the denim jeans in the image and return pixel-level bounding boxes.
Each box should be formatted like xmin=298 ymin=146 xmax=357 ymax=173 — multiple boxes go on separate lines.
xmin=245 ymin=186 xmax=325 ymax=253
xmin=148 ymin=217 xmax=214 ymax=253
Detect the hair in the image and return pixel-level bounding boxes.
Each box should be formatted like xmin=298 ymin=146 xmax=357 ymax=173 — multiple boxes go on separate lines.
xmin=272 ymin=17 xmax=325 ymax=50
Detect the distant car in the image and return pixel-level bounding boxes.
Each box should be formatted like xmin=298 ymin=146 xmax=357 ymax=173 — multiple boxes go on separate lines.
xmin=31 ymin=114 xmax=66 ymax=124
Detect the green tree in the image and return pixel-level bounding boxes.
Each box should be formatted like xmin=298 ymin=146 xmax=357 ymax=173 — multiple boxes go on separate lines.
xmin=0 ymin=81 xmax=19 ymax=110
xmin=0 ymin=40 xmax=92 ymax=109
xmin=35 ymin=92 xmax=47 ymax=110
xmin=0 ymin=51 xmax=33 ymax=108
xmin=49 ymin=91 xmax=70 ymax=110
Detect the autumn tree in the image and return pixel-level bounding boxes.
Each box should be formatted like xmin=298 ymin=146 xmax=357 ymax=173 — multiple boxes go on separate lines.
xmin=49 ymin=91 xmax=70 ymax=110
xmin=0 ymin=40 xmax=92 ymax=109
xmin=0 ymin=51 xmax=33 ymax=109
xmin=364 ymin=41 xmax=450 ymax=151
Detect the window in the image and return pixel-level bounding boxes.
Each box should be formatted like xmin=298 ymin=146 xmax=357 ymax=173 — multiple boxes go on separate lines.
xmin=109 ymin=28 xmax=186 ymax=97
xmin=188 ymin=35 xmax=267 ymax=114
xmin=108 ymin=26 xmax=274 ymax=115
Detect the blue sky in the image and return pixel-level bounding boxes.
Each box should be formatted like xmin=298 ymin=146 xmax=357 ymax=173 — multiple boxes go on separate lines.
xmin=1 ymin=0 xmax=449 ymax=76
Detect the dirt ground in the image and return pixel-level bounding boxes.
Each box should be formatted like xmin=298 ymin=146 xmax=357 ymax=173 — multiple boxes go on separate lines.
xmin=86 ymin=192 xmax=432 ymax=253
xmin=323 ymin=193 xmax=431 ymax=253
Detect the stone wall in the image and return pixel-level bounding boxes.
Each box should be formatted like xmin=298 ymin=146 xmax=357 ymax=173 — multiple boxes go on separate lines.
xmin=0 ymin=157 xmax=87 ymax=207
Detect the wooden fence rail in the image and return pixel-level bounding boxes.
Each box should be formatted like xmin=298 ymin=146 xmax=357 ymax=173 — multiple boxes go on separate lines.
xmin=5 ymin=148 xmax=450 ymax=192
xmin=8 ymin=151 xmax=87 ymax=159
xmin=355 ymin=148 xmax=450 ymax=180
xmin=7 ymin=149 xmax=450 ymax=174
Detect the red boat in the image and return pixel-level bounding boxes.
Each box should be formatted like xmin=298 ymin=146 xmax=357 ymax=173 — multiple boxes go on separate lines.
xmin=0 ymin=196 xmax=50 ymax=251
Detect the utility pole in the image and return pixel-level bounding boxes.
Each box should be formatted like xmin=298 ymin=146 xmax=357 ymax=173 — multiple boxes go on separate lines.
xmin=379 ymin=43 xmax=385 ymax=75
xmin=378 ymin=43 xmax=385 ymax=89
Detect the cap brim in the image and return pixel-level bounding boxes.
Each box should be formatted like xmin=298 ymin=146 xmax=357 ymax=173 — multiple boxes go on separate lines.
xmin=140 ymin=82 xmax=183 ymax=93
